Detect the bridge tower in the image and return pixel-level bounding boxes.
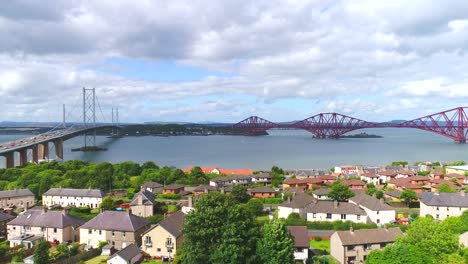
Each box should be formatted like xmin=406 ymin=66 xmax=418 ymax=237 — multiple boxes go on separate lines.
xmin=83 ymin=87 xmax=97 ymax=147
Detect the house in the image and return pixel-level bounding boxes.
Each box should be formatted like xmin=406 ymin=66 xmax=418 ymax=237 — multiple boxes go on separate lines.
xmin=0 ymin=211 xmax=14 ymax=238
xmin=162 ymin=184 xmax=185 ymax=195
xmin=42 ymin=187 xmax=105 ymax=209
xmin=445 ymin=165 xmax=468 ymax=176
xmin=283 ymin=188 xmax=305 ymax=195
xmin=141 ymin=182 xmax=163 ymax=194
xmin=428 ymin=178 xmax=459 ymax=192
xmin=342 ymin=180 xmax=366 ymax=190
xmin=387 ymin=178 xmax=425 ymax=193
xmin=129 ymin=190 xmax=156 ymax=217
xmin=107 ymin=243 xmax=142 ymax=264
xmin=312 ymin=189 xmax=330 ymax=200
xmin=377 ymin=171 xmax=397 ymax=184
xmin=79 ymin=210 xmax=150 ymax=250
xmin=287 ymin=226 xmax=309 ymax=264
xmin=0 ymin=189 xmax=35 ymax=209
xmin=249 ymin=186 xmax=276 ymax=198
xmin=334 ymin=166 xmax=362 ymax=175
xmin=460 ymin=231 xmax=468 ymax=247
xmin=384 ymin=190 xmax=402 ymax=200
xmin=319 ymin=175 xmax=338 ymax=185
xmin=278 ymin=193 xmax=316 ymax=219
xmin=419 ymin=192 xmax=468 ymax=220
xmin=331 ymin=227 xmax=403 ymax=264
xmin=396 ymin=170 xmax=417 ymax=178
xmin=232 ymin=175 xmax=253 ymax=185
xmin=360 ymin=173 xmax=380 ymax=185
xmin=193 ymin=185 xmax=218 ymax=196
xmin=7 ymin=207 xmax=84 ymax=248
xmin=407 ymin=176 xmax=431 ymax=186
xmin=349 ymin=193 xmax=396 ymax=225
xmin=251 ymin=173 xmax=273 ymax=185
xmin=142 ymin=211 xmax=185 ymax=260
xmin=101 ymin=244 xmax=116 ymax=256
xmin=445 ymin=173 xmax=467 ymax=185
xmin=283 ymin=178 xmax=309 ymax=191
xmin=430 ymin=171 xmax=444 ymax=179
xmin=306 ymin=201 xmax=367 ymax=223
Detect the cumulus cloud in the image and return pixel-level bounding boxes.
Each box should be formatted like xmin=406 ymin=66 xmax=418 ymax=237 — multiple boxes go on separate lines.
xmin=0 ymin=0 xmax=468 ymax=122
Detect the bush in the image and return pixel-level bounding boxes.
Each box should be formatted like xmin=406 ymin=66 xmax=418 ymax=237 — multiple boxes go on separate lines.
xmin=306 ymin=221 xmax=377 ymax=231
xmin=146 ymin=214 xmax=164 ymax=224
xmin=314 ymin=236 xmax=322 ymax=241
xmin=71 ymin=207 xmax=91 ymax=214
xmin=157 ymin=194 xmax=181 ymax=200
xmin=260 ymin=197 xmax=283 ymax=204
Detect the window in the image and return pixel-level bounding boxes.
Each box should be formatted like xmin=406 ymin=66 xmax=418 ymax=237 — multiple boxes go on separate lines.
xmin=157 ymin=248 xmax=161 ymax=252
xmin=341 ymin=214 xmax=346 ymax=220
xmin=145 ymin=236 xmax=152 ymax=244
xmin=112 ymin=231 xmax=115 ymax=237
xmin=377 ymin=211 xmax=379 ymax=215
xmin=112 ymin=241 xmax=115 ymax=246
xmin=312 ymin=213 xmax=316 ymax=219
xmin=122 ymin=232 xmax=126 ymax=238
xmin=12 ymin=227 xmax=16 ymax=230
xmin=41 ymin=227 xmax=45 ymax=232
xmin=377 ymin=219 xmax=380 ymax=224
xmin=24 ymin=226 xmax=31 ymax=231
xmin=436 ymin=214 xmax=439 ymax=219
xmin=380 ymin=243 xmax=387 ymax=248
xmin=98 ymin=230 xmax=102 ymax=235
xmin=447 ymin=207 xmax=449 ymax=211
xmin=436 ymin=207 xmax=439 ymax=211
xmin=88 ymin=229 xmax=92 ymax=234
xmin=166 ymin=237 xmax=173 ymax=246
xmin=347 ymin=246 xmax=355 ymax=251
xmin=53 ymin=228 xmax=57 ymax=233
xmin=326 ymin=213 xmax=332 ymax=219
xmin=357 ymin=215 xmax=361 ymax=220
xmin=364 ymin=244 xmax=372 ymax=250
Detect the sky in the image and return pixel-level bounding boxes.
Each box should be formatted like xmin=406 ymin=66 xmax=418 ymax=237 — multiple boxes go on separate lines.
xmin=1 ymin=0 xmax=468 ymax=123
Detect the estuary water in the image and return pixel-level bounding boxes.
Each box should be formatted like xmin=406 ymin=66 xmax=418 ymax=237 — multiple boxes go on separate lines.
xmin=1 ymin=128 xmax=468 ymax=170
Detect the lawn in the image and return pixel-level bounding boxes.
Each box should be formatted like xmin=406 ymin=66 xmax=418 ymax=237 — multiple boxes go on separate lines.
xmin=310 ymin=239 xmax=331 ymax=254
xmin=84 ymin=255 xmax=107 ymax=264
xmin=142 ymin=261 xmax=164 ymax=264
xmin=255 ymin=214 xmax=271 ymax=224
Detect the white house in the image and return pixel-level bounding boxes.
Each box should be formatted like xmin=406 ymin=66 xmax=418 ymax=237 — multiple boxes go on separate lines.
xmin=420 ymin=192 xmax=468 ymax=221
xmin=42 ymin=187 xmax=105 ymax=209
xmin=107 ymin=244 xmax=142 ymax=264
xmin=460 ymin=231 xmax=468 ymax=247
xmin=278 ymin=193 xmax=316 ymax=219
xmin=349 ymin=193 xmax=396 ymax=225
xmin=306 ymin=201 xmax=367 ymax=223
xmin=287 ymin=226 xmax=309 ymax=263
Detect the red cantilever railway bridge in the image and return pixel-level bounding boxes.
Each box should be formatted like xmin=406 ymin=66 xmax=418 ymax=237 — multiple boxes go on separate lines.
xmin=233 ymin=106 xmax=468 ymax=143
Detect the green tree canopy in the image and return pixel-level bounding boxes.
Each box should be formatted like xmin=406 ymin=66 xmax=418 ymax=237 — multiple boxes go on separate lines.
xmin=231 ymin=184 xmax=251 ymax=203
xmin=33 ymin=239 xmax=50 ymax=264
xmin=100 ymin=196 xmax=116 ymax=211
xmin=328 ymin=181 xmax=355 ymax=201
xmin=257 ymin=219 xmax=294 ymax=264
xmin=439 ymin=183 xmax=457 ymax=193
xmin=399 ymin=189 xmax=418 ymax=205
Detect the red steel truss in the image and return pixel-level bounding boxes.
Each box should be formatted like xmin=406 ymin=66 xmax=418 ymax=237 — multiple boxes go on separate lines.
xmin=232 ymin=107 xmax=468 ymax=142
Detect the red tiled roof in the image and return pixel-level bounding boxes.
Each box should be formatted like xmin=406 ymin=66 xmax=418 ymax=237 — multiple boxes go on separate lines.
xmin=342 ymin=180 xmax=366 ymax=186
xmin=362 ymin=173 xmax=378 ymax=178
xmin=398 ymin=170 xmax=416 ymax=176
xmin=378 ymin=170 xmax=397 ymax=177
xmin=445 ymin=173 xmax=464 ymax=179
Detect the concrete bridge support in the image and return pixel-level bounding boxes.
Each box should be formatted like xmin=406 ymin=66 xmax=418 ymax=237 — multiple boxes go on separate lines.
xmin=31 ymin=145 xmax=38 ymax=164
xmin=53 ymin=139 xmax=63 ymax=160
xmin=19 ymin=149 xmax=28 ymax=167
xmin=2 ymin=152 xmax=15 ymax=168
xmin=37 ymin=142 xmax=49 ymax=161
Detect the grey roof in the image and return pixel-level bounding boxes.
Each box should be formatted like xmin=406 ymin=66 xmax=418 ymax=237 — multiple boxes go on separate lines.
xmin=420 ymin=192 xmax=468 ymax=207
xmin=7 ymin=209 xmax=84 ymax=228
xmin=313 ymin=188 xmax=330 ymax=196
xmin=349 ymin=193 xmax=395 ymax=211
xmin=250 ymin=186 xmax=276 ymax=193
xmin=193 ymin=185 xmax=218 ymax=192
xmin=288 ymin=226 xmax=309 ymax=248
xmin=385 ymin=190 xmax=402 ymax=199
xmin=251 ymin=173 xmax=272 ymax=179
xmin=157 ymin=211 xmax=185 ymax=237
xmin=0 ymin=212 xmax=14 ymax=222
xmin=43 ymin=188 xmax=104 ymax=198
xmin=129 ymin=190 xmax=156 ymax=206
xmin=335 ymin=227 xmax=403 ymax=246
xmin=279 ymin=193 xmax=316 ymax=209
xmin=283 ymin=188 xmax=305 ymax=194
xmin=80 ymin=211 xmax=149 ymax=232
xmin=0 ymin=189 xmax=34 ymax=198
xmin=110 ymin=243 xmax=141 ymax=262
xmin=307 ymin=201 xmax=366 ymax=215
xmin=164 ymin=184 xmax=185 ymax=190
xmin=141 ymin=182 xmax=163 ymax=189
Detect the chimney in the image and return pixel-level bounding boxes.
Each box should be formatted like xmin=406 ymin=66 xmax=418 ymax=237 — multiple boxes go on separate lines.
xmin=350 ymin=226 xmax=354 ymax=234
xmin=188 ymin=196 xmax=193 ymax=207
xmin=287 ymin=196 xmax=291 ymax=203
xmin=137 ymin=193 xmax=143 ymax=205
xmin=379 ymin=198 xmax=385 ymax=205
xmin=62 ymin=207 xmax=69 ymax=216
xmin=42 ymin=206 xmax=48 ymax=214
xmin=334 ymin=200 xmax=338 ymax=209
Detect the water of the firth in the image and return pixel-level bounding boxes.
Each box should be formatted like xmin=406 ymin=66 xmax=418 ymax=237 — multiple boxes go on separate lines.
xmin=1 ymin=128 xmax=468 ymax=170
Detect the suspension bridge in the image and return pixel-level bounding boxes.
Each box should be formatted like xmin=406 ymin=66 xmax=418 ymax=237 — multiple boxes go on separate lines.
xmin=0 ymin=88 xmax=121 ymax=168
xmin=233 ymin=107 xmax=468 ymax=143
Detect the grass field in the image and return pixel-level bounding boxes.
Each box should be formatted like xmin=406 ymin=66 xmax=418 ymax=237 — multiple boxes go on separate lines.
xmin=310 ymin=239 xmax=331 ymax=254
xmin=84 ymin=255 xmax=107 ymax=264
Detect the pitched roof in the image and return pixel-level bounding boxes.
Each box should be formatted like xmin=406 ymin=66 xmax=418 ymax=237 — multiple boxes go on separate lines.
xmin=141 ymin=182 xmax=163 ymax=189
xmin=164 ymin=184 xmax=185 ymax=190
xmin=420 ymin=192 xmax=468 ymax=207
xmin=342 ymin=180 xmax=366 ymax=186
xmin=80 ymin=211 xmax=149 ymax=232
xmin=7 ymin=209 xmax=84 ymax=228
xmin=109 ymin=243 xmax=141 ymax=262
xmin=250 ymin=186 xmax=276 ymax=193
xmin=283 ymin=188 xmax=305 ymax=194
xmin=0 ymin=212 xmax=14 ymax=222
xmin=279 ymin=193 xmax=316 ymax=208
xmin=306 ymin=201 xmax=366 ymax=215
xmin=43 ymin=188 xmax=104 ymax=198
xmin=335 ymin=227 xmax=403 ymax=246
xmin=158 ymin=211 xmax=185 ymax=237
xmin=251 ymin=173 xmax=272 ymax=179
xmin=287 ymin=226 xmax=309 ymax=248
xmin=349 ymin=193 xmax=395 ymax=211
xmin=378 ymin=171 xmax=397 ymax=177
xmin=193 ymin=185 xmax=218 ymax=192
xmin=0 ymin=189 xmax=34 ymax=198
xmin=313 ymin=188 xmax=330 ymax=196
xmin=445 ymin=173 xmax=465 ymax=179
xmin=384 ymin=190 xmax=401 ymax=199
xmin=129 ymin=190 xmax=156 ymax=206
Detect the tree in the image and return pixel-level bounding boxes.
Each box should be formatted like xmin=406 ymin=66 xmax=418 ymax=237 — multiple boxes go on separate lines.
xmin=93 ymin=162 xmax=114 ymax=191
xmin=328 ymin=181 xmax=354 ymax=201
xmin=142 ymin=161 xmax=159 ymax=170
xmin=231 ymin=184 xmax=250 ymax=203
xmin=211 ymin=205 xmax=260 ymax=264
xmin=100 ymin=196 xmax=116 ymax=211
xmin=257 ymin=219 xmax=294 ymax=264
xmin=270 ymin=166 xmax=285 ymax=187
xmin=439 ymin=183 xmax=457 ymax=193
xmin=182 ymin=192 xmax=234 ymax=263
xmin=399 ymin=189 xmax=417 ymax=205
xmin=33 ymin=239 xmax=50 ymax=264
xmin=374 ymin=190 xmax=384 ymax=199
xmin=244 ymin=198 xmax=264 ymax=216
xmin=366 ymin=243 xmax=434 ymax=264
